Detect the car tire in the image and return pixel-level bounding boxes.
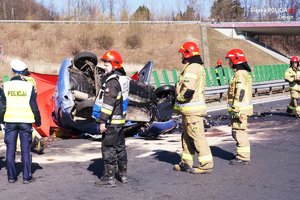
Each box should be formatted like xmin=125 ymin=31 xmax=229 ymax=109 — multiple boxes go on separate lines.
xmin=75 ymin=99 xmax=94 ymax=118
xmin=154 ymin=85 xmax=175 ymax=99
xmin=73 ymin=52 xmax=98 ymax=70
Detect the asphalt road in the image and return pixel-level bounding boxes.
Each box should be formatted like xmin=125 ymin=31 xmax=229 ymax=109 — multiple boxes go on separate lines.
xmin=0 ymin=97 xmax=299 ymax=200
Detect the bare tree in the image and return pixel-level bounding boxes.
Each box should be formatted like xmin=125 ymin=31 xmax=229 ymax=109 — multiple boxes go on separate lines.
xmin=108 ymin=0 xmax=114 ymax=20
xmin=120 ymin=0 xmax=129 ymax=21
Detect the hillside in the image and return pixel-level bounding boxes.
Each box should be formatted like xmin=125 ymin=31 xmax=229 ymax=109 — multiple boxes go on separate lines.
xmin=206 ymin=27 xmax=283 ymax=68
xmin=0 ymin=22 xmax=284 ymax=76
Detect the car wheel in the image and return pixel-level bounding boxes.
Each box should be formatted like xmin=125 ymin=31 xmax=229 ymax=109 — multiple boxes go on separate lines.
xmin=154 ymin=85 xmax=175 ymax=99
xmin=75 ymin=99 xmax=94 ymax=118
xmin=73 ymin=52 xmax=98 ymax=70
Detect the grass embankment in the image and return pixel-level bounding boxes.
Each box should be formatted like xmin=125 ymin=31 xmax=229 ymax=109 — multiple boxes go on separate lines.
xmin=207 ymin=27 xmax=283 ymax=68
xmin=0 ymin=23 xmax=284 ymax=78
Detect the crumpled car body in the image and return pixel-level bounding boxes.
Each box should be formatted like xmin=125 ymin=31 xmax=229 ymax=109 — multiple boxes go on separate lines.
xmin=52 ymin=52 xmax=176 ymax=138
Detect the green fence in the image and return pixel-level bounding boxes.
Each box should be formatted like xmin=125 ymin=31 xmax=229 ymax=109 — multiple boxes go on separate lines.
xmin=151 ymin=64 xmax=290 ymax=88
xmin=1 ymin=75 xmax=10 ymax=82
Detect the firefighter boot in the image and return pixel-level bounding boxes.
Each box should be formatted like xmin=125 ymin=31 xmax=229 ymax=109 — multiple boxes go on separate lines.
xmin=190 ymin=167 xmax=213 ymax=174
xmin=190 ymin=161 xmax=213 ymax=174
xmin=95 ymin=165 xmax=116 ymax=187
xmin=173 ymin=162 xmax=192 ymax=172
xmin=229 ymin=157 xmax=250 ymax=165
xmin=117 ymin=162 xmax=128 ymax=184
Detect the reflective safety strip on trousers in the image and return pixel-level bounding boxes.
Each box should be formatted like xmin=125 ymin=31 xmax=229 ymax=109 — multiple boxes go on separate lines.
xmin=235 ymin=102 xmax=253 ymax=111
xmin=174 ymin=101 xmax=206 ymax=112
xmin=181 ymin=152 xmax=194 ymax=161
xmin=198 ymin=154 xmax=213 ymax=163
xmin=237 ymin=146 xmax=250 ymax=154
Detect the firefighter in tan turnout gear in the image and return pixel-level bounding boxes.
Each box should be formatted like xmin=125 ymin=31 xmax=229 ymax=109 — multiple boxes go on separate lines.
xmin=226 ymin=49 xmax=253 ymax=165
xmin=173 ymin=41 xmax=213 ymax=174
xmin=284 ymin=56 xmax=300 ymax=117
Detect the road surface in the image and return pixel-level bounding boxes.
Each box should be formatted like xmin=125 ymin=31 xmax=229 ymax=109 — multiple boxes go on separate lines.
xmin=0 ymin=97 xmax=299 ymax=200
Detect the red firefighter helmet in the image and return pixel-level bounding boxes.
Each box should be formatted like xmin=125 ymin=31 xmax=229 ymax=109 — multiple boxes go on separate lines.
xmin=225 ymin=49 xmax=247 ymax=65
xmin=217 ymin=59 xmax=222 ymax=65
xmin=101 ymin=50 xmax=123 ymax=69
xmin=178 ymin=42 xmax=200 ymax=59
xmin=290 ymin=56 xmax=299 ymax=63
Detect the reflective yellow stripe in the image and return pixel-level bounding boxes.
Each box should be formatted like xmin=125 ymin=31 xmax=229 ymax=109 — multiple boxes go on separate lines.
xmin=184 ymin=73 xmax=198 ymax=80
xmin=102 ymin=108 xmax=112 ymax=115
xmin=116 ymin=95 xmax=121 ymax=100
xmin=238 ymin=105 xmax=253 ymax=111
xmin=181 ymin=152 xmax=194 ymax=161
xmin=175 ymin=105 xmax=206 ymax=112
xmin=177 ymin=95 xmax=186 ymax=102
xmin=102 ymin=103 xmax=114 ymax=110
xmin=237 ymin=146 xmax=250 ymax=153
xmin=111 ymin=119 xmax=126 ymax=124
xmin=198 ymin=154 xmax=213 ymax=163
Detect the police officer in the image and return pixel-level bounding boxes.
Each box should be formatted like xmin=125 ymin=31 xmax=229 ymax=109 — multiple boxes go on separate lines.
xmin=0 ymin=59 xmax=41 ymax=184
xmin=173 ymin=41 xmax=213 ymax=174
xmin=226 ymin=49 xmax=253 ymax=165
xmin=92 ymin=50 xmax=130 ymax=187
xmin=284 ymin=56 xmax=300 ymax=117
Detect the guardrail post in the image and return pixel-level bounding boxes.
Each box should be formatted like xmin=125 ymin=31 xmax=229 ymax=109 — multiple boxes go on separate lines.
xmin=152 ymin=71 xmax=161 ymax=88
xmin=162 ymin=69 xmax=170 ymax=85
xmin=205 ymin=68 xmax=212 ymax=87
xmin=171 ymin=69 xmax=178 ymax=84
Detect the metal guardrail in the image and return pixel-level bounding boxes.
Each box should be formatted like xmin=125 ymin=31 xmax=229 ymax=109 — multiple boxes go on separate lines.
xmin=152 ymin=80 xmax=289 ymax=97
xmin=205 ymin=80 xmax=288 ymax=96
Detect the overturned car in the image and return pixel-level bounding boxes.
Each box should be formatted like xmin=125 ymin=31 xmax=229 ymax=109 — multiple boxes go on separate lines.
xmin=52 ymin=52 xmax=177 ymax=138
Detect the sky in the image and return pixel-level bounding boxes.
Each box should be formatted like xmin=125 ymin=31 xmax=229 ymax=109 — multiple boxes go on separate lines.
xmin=36 ymin=0 xmax=212 ymax=19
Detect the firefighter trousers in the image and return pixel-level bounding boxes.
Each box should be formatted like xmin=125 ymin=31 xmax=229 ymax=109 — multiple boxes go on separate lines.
xmin=101 ymin=126 xmax=127 ymax=176
xmin=287 ymin=90 xmax=300 ymax=117
xmin=231 ymin=115 xmax=250 ymax=161
xmin=4 ymin=123 xmax=33 ymax=181
xmin=181 ymin=115 xmax=213 ymax=169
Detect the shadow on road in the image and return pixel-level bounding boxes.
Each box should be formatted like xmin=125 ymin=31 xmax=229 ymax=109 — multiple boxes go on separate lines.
xmin=153 ymin=147 xmax=234 ymax=164
xmin=0 ymin=156 xmax=42 ymax=175
xmin=211 ymin=146 xmax=234 ymax=161
xmin=87 ymin=158 xmax=104 ymax=179
xmin=15 ymin=162 xmax=43 ymax=177
xmin=153 ymin=150 xmax=180 ymax=165
xmin=0 ymin=156 xmax=5 ymax=171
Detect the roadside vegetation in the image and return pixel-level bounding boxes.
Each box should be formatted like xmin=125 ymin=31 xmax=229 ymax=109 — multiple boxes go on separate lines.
xmin=0 ymin=0 xmax=299 ymax=76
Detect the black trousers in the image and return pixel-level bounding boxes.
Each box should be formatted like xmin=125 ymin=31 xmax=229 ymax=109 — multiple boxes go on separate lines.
xmin=101 ymin=126 xmax=127 ymax=168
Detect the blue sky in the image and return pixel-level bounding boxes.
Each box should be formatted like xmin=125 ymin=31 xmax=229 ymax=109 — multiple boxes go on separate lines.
xmin=36 ymin=0 xmax=212 ymax=18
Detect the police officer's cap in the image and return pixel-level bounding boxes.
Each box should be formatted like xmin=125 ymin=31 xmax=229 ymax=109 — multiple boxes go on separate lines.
xmin=10 ymin=59 xmax=27 ymax=72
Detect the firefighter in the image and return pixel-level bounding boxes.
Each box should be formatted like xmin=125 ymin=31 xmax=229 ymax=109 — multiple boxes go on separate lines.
xmin=284 ymin=56 xmax=300 ymax=117
xmin=173 ymin=41 xmax=213 ymax=174
xmin=226 ymin=49 xmax=253 ymax=165
xmin=215 ymin=59 xmax=225 ymax=86
xmin=92 ymin=50 xmax=130 ymax=187
xmin=0 ymin=59 xmax=41 ymax=184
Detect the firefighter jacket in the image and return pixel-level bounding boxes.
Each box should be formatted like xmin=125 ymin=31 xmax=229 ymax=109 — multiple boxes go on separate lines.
xmin=285 ymin=67 xmax=300 ymax=92
xmin=0 ymin=76 xmax=41 ymax=125
xmin=92 ymin=70 xmax=130 ymax=126
xmin=174 ymin=58 xmax=206 ymax=116
xmin=227 ymin=68 xmax=253 ymax=116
